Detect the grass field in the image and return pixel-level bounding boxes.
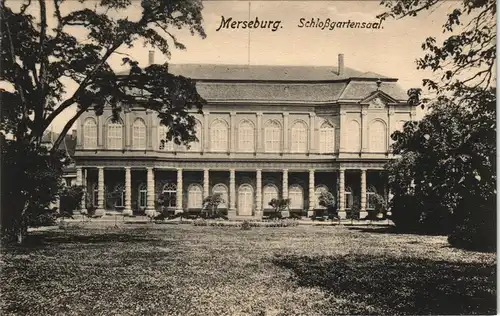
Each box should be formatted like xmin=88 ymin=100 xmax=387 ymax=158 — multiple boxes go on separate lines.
xmin=0 ymin=224 xmax=496 ymax=315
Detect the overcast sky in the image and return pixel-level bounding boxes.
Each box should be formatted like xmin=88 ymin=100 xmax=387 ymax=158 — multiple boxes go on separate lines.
xmin=35 ymin=0 xmax=457 ymax=132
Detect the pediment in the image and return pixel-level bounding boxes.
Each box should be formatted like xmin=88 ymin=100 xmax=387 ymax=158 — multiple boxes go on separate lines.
xmin=359 ymin=90 xmax=398 ymax=108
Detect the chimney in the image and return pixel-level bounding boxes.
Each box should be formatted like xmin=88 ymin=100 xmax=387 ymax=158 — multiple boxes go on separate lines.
xmin=72 ymin=129 xmax=77 ymax=140
xmin=338 ymin=53 xmax=344 ymax=76
xmin=148 ymin=50 xmax=155 ymax=65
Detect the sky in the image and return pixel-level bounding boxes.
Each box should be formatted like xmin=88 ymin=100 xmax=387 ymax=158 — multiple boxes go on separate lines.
xmin=7 ymin=0 xmax=460 ymax=132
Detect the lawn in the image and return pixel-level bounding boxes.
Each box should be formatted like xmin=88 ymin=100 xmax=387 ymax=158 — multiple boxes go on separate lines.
xmin=0 ymin=224 xmax=496 ymax=315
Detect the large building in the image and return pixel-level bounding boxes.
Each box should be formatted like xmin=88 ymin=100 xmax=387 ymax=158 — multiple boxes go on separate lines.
xmin=73 ymin=54 xmax=415 ymax=219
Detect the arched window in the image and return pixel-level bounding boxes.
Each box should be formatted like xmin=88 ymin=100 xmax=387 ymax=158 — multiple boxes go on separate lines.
xmin=319 ymin=122 xmax=335 ymax=153
xmin=366 ymin=186 xmax=377 ymax=210
xmin=346 ymin=120 xmax=361 ymax=152
xmin=113 ymin=184 xmax=125 ymax=207
xmin=91 ymin=183 xmax=98 ymax=206
xmin=189 ymin=121 xmax=202 ymax=152
xmin=132 ymin=118 xmax=146 ymax=149
xmin=369 ymin=120 xmax=387 ymax=152
xmin=107 ymin=120 xmax=123 ymax=149
xmin=187 ymin=184 xmax=203 ymax=209
xmin=238 ymin=120 xmax=255 ymax=152
xmin=290 ymin=121 xmax=308 ymax=153
xmin=212 ymin=184 xmax=228 ymax=209
xmin=237 ymin=184 xmax=253 ymax=216
xmin=289 ymin=185 xmax=303 ymax=210
xmin=263 ymin=184 xmax=279 ymax=209
xmin=345 ymin=186 xmax=353 ymax=210
xmin=138 ymin=183 xmax=147 ymax=209
xmin=210 ymin=119 xmax=228 ymax=152
xmin=315 ymin=185 xmax=329 ymax=209
xmin=158 ymin=125 xmax=174 ymax=151
xmin=265 ymin=120 xmax=281 ymax=153
xmin=162 ymin=183 xmax=177 ymax=208
xmin=83 ymin=118 xmax=97 ymax=148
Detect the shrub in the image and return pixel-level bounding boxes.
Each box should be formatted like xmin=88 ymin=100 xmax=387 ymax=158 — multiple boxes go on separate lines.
xmin=241 ymin=220 xmax=251 ymax=230
xmin=390 ymin=194 xmax=422 ymax=231
xmin=346 ymin=197 xmax=360 ymax=221
xmin=366 ymin=193 xmax=387 ymax=220
xmin=27 ymin=208 xmax=58 ymax=227
xmin=193 ymin=219 xmax=208 ymax=226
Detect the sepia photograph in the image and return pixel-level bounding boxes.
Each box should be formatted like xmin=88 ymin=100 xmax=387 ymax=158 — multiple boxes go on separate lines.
xmin=0 ymin=0 xmax=496 ymax=315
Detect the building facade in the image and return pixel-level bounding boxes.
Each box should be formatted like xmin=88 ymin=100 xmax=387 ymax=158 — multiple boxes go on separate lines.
xmin=73 ymin=55 xmax=415 ymax=219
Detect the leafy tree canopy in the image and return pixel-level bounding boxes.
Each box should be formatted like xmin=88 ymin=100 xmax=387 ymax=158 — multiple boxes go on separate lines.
xmin=0 ymin=0 xmax=207 ymax=151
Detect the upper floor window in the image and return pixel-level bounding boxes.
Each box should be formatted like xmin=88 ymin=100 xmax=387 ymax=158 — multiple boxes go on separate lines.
xmin=158 ymin=125 xmax=174 ymax=151
xmin=188 ymin=121 xmax=202 ymax=152
xmin=238 ymin=120 xmax=255 ymax=152
xmin=264 ymin=120 xmax=281 ymax=153
xmin=107 ymin=120 xmax=123 ymax=149
xmin=369 ymin=120 xmax=387 ymax=152
xmin=210 ymin=119 xmax=228 ymax=152
xmin=132 ymin=118 xmax=146 ymax=149
xmin=290 ymin=121 xmax=307 ymax=153
xmin=83 ymin=117 xmax=97 ymax=148
xmin=319 ymin=122 xmax=335 ymax=153
xmin=346 ymin=120 xmax=361 ymax=152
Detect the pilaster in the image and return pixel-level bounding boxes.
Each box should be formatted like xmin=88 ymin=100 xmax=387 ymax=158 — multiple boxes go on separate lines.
xmin=97 ymin=115 xmax=104 ymax=148
xmin=309 ymin=113 xmax=316 ymax=154
xmin=283 ymin=112 xmax=289 ymax=153
xmin=256 ymin=112 xmax=263 ymax=153
xmin=339 ymin=110 xmax=346 ymax=152
xmin=203 ymin=112 xmax=210 ymax=152
xmin=124 ymin=111 xmax=131 ymax=149
xmin=230 ymin=112 xmax=236 ymax=153
xmin=361 ymin=109 xmax=368 ymax=152
xmin=388 ymin=108 xmax=395 ymax=152
xmin=146 ymin=110 xmax=153 ymax=150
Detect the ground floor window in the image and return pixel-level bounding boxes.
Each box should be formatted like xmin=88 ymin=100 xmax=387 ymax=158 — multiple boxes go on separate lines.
xmin=366 ymin=186 xmax=377 ymax=210
xmin=162 ymin=183 xmax=177 ymax=208
xmin=188 ymin=184 xmax=203 ymax=209
xmin=212 ymin=184 xmax=228 ymax=209
xmin=345 ymin=187 xmax=353 ymax=210
xmin=315 ymin=185 xmax=329 ymax=209
xmin=263 ymin=184 xmax=279 ymax=209
xmin=289 ymin=185 xmax=304 ymax=209
xmin=138 ymin=183 xmax=147 ymax=208
xmin=91 ymin=184 xmax=98 ymax=206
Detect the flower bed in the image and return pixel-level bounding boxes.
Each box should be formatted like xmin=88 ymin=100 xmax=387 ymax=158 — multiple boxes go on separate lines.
xmin=193 ymin=219 xmax=299 ymax=227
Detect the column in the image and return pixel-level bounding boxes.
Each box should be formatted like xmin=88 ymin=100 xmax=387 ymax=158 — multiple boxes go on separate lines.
xmin=203 ymin=168 xmax=209 ymax=198
xmin=176 ymin=168 xmax=183 ymax=214
xmin=339 ymin=169 xmax=346 ymax=219
xmin=145 ymin=167 xmax=156 ymax=216
xmin=123 ymin=167 xmax=133 ymax=216
xmin=81 ymin=168 xmax=87 ymax=211
xmin=282 ymin=169 xmax=288 ymax=199
xmin=283 ymin=112 xmax=289 ymax=153
xmin=255 ymin=169 xmax=262 ymax=218
xmin=308 ymin=169 xmax=315 ymax=217
xmin=360 ymin=169 xmax=367 ymax=219
xmin=309 ymin=113 xmax=316 ymax=154
xmin=76 ymin=167 xmax=83 ymax=186
xmin=96 ymin=167 xmax=105 ymax=216
xmin=256 ymin=112 xmax=262 ymax=153
xmin=229 ymin=169 xmax=236 ymax=216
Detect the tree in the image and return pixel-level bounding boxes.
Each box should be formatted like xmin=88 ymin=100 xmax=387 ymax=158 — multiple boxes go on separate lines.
xmin=202 ymin=194 xmax=226 ymax=219
xmin=380 ymin=0 xmax=496 ymax=249
xmin=0 ymin=135 xmax=68 ymax=243
xmin=0 ymin=0 xmax=207 ymax=242
xmin=268 ymin=198 xmax=290 ymax=220
xmin=317 ymin=191 xmax=338 ymax=221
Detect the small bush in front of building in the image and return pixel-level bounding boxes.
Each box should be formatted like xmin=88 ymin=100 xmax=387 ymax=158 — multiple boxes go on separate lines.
xmin=241 ymin=220 xmax=251 ymax=230
xmin=193 ymin=219 xmax=208 ymax=226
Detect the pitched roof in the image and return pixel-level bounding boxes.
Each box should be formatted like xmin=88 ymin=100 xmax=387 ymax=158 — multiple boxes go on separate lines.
xmin=41 ymin=131 xmax=77 ymax=157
